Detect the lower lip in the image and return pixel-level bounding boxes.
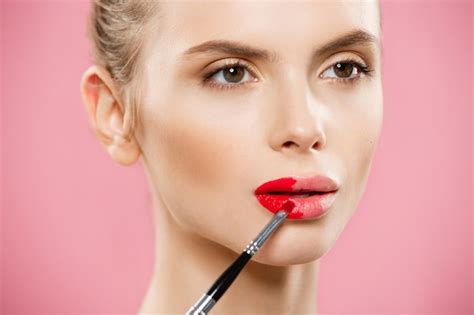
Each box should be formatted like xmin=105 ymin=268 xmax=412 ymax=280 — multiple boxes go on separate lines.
xmin=255 ymin=192 xmax=337 ymax=219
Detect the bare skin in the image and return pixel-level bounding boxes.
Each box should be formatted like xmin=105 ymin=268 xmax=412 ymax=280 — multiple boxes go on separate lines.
xmin=81 ymin=1 xmax=382 ymax=314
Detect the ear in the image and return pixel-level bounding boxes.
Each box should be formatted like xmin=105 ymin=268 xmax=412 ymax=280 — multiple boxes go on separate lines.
xmin=80 ymin=65 xmax=141 ymax=166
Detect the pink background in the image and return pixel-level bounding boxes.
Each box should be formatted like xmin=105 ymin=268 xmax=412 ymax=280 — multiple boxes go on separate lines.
xmin=1 ymin=0 xmax=472 ymax=314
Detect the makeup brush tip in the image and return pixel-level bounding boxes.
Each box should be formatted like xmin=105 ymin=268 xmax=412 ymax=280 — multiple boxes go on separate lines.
xmin=281 ymin=199 xmax=296 ymax=214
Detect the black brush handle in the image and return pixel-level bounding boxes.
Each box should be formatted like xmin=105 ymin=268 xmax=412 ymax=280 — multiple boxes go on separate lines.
xmin=185 ymin=210 xmax=288 ymax=314
xmin=205 ymin=251 xmax=252 ymax=302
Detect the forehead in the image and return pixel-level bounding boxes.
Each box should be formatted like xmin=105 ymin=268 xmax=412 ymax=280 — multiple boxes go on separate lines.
xmin=159 ymin=2 xmax=378 ymax=44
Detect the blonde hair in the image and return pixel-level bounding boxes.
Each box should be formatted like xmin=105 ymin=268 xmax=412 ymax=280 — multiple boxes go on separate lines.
xmin=85 ymin=0 xmax=159 ymax=141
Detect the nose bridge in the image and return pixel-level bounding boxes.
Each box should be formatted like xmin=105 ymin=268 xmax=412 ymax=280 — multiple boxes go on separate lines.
xmin=268 ymin=71 xmax=326 ymax=153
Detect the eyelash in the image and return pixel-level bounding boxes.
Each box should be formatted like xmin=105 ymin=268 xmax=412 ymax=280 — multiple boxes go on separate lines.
xmin=320 ymin=58 xmax=372 ymax=84
xmin=202 ymin=60 xmax=258 ymax=91
xmin=201 ymin=58 xmax=373 ymax=91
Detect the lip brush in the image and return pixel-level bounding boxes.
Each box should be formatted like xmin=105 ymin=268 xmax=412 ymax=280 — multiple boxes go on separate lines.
xmin=185 ymin=200 xmax=296 ymax=315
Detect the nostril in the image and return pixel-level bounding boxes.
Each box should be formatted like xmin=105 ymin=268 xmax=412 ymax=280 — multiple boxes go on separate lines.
xmin=283 ymin=141 xmax=295 ymax=148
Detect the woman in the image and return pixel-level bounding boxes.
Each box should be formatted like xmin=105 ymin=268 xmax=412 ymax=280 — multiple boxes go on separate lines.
xmin=80 ymin=0 xmax=383 ymax=313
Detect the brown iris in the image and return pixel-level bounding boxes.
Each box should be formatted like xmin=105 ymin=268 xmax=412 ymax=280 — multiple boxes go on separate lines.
xmin=223 ymin=66 xmax=245 ymax=83
xmin=334 ymin=62 xmax=354 ymax=78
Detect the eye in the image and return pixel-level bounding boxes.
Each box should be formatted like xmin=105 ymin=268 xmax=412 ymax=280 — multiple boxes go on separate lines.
xmin=202 ymin=60 xmax=258 ymax=90
xmin=319 ymin=59 xmax=371 ymax=82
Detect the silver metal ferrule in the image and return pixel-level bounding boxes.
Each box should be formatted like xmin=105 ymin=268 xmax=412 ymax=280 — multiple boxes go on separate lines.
xmin=244 ymin=210 xmax=288 ymax=256
xmin=244 ymin=240 xmax=260 ymax=255
xmin=185 ymin=293 xmax=216 ymax=315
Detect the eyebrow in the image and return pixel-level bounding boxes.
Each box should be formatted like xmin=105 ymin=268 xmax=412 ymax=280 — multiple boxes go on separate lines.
xmin=181 ymin=29 xmax=379 ymax=62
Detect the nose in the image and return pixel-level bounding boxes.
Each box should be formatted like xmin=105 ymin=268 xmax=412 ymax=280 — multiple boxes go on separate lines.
xmin=268 ymin=83 xmax=326 ymax=154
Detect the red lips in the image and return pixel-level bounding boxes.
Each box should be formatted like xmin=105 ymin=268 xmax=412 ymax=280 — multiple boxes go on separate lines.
xmin=254 ymin=175 xmax=339 ymax=219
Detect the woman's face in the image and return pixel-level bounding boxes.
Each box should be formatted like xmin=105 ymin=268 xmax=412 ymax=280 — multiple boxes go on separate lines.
xmin=135 ymin=1 xmax=383 ymax=265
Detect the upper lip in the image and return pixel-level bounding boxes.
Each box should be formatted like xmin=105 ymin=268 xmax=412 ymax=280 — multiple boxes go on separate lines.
xmin=254 ymin=175 xmax=340 ymax=194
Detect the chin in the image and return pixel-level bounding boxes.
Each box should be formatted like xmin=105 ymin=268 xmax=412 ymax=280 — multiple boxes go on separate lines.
xmin=247 ymin=234 xmax=332 ymax=267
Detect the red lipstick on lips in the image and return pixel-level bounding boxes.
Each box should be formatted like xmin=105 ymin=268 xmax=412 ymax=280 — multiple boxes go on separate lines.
xmin=254 ymin=175 xmax=339 ymax=219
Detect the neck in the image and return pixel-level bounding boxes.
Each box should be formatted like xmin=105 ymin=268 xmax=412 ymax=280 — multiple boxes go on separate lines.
xmin=139 ymin=193 xmax=319 ymax=314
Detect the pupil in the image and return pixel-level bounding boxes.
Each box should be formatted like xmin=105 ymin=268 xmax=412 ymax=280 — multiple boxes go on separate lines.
xmin=334 ymin=63 xmax=354 ymax=78
xmin=223 ymin=66 xmax=245 ymax=83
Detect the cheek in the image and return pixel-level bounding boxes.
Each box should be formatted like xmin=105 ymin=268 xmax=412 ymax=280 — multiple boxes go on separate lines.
xmin=156 ymin=103 xmax=260 ymax=189
xmin=351 ymin=85 xmax=383 ymax=182
xmin=140 ymin=99 xmax=259 ymax=231
xmin=160 ymin=119 xmax=236 ymax=188
xmin=330 ymin=82 xmax=383 ymax=211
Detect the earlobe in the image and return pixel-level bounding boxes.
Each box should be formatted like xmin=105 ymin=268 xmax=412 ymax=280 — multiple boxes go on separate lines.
xmin=80 ymin=65 xmax=141 ymax=166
